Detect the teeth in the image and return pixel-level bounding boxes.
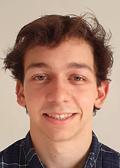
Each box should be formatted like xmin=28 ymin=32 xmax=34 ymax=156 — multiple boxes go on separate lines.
xmin=46 ymin=113 xmax=73 ymax=120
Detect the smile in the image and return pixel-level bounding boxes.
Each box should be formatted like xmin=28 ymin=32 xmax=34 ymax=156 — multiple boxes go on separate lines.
xmin=44 ymin=113 xmax=74 ymax=120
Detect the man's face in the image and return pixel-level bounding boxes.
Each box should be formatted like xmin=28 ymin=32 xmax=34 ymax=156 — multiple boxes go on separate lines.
xmin=17 ymin=38 xmax=108 ymax=142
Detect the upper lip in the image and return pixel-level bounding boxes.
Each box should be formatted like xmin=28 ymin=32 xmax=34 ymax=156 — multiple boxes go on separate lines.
xmin=43 ymin=112 xmax=76 ymax=115
xmin=43 ymin=113 xmax=77 ymax=118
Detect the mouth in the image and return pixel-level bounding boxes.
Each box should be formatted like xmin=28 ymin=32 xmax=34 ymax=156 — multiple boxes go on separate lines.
xmin=43 ymin=113 xmax=77 ymax=125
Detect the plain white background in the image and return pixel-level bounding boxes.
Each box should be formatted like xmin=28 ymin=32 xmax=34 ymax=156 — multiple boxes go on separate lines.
xmin=0 ymin=0 xmax=120 ymax=151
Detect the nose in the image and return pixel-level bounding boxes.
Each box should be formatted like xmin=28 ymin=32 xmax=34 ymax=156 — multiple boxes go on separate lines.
xmin=46 ymin=80 xmax=71 ymax=103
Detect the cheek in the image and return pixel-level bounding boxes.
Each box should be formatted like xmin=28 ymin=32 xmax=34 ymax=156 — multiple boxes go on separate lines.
xmin=24 ymin=82 xmax=44 ymax=98
xmin=73 ymin=88 xmax=97 ymax=111
xmin=24 ymin=84 xmax=45 ymax=110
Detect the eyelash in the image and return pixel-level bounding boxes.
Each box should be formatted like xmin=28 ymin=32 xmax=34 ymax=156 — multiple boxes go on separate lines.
xmin=32 ymin=74 xmax=49 ymax=82
xmin=68 ymin=74 xmax=87 ymax=83
xmin=32 ymin=74 xmax=87 ymax=84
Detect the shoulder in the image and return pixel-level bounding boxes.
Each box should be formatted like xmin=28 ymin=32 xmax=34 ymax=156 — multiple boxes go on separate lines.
xmin=101 ymin=143 xmax=120 ymax=157
xmin=91 ymin=133 xmax=120 ymax=167
xmin=100 ymin=143 xmax=120 ymax=167
xmin=0 ymin=138 xmax=26 ymax=165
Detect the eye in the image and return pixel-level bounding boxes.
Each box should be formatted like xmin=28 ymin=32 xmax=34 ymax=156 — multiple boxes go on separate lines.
xmin=32 ymin=73 xmax=49 ymax=82
xmin=69 ymin=74 xmax=87 ymax=84
xmin=73 ymin=75 xmax=84 ymax=81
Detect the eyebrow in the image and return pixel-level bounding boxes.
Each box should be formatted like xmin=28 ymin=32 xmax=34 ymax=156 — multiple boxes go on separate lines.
xmin=26 ymin=62 xmax=94 ymax=73
xmin=67 ymin=63 xmax=94 ymax=73
xmin=26 ymin=63 xmax=51 ymax=71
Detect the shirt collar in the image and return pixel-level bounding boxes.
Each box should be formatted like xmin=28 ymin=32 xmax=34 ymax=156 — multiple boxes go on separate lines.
xmin=21 ymin=132 xmax=45 ymax=167
xmin=84 ymin=132 xmax=102 ymax=168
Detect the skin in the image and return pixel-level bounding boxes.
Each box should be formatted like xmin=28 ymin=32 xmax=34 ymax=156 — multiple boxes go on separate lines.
xmin=16 ymin=38 xmax=108 ymax=168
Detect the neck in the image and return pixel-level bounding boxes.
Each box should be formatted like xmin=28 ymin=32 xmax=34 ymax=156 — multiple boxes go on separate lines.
xmin=30 ymin=127 xmax=92 ymax=168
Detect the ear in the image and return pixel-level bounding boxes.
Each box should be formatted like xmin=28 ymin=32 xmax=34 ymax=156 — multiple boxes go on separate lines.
xmin=16 ymin=80 xmax=26 ymax=107
xmin=95 ymin=80 xmax=109 ymax=109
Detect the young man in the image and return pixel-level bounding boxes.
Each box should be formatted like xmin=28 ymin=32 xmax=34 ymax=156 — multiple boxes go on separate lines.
xmin=0 ymin=14 xmax=120 ymax=168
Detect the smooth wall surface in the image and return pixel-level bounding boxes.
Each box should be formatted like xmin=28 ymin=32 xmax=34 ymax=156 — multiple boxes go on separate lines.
xmin=0 ymin=0 xmax=120 ymax=151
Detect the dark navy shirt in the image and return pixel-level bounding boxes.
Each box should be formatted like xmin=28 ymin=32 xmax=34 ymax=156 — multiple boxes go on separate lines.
xmin=0 ymin=132 xmax=120 ymax=168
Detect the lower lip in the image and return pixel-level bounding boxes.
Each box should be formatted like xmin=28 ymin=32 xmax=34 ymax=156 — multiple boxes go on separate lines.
xmin=43 ymin=113 xmax=77 ymax=125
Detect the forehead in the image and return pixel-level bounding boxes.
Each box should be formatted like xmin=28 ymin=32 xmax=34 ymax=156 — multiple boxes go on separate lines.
xmin=24 ymin=38 xmax=95 ymax=72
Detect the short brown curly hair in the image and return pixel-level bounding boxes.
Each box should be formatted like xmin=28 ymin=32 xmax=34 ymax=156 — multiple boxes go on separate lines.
xmin=4 ymin=14 xmax=113 ymax=85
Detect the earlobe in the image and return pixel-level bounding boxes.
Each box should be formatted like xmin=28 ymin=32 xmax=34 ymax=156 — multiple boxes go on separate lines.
xmin=95 ymin=80 xmax=109 ymax=109
xmin=16 ymin=80 xmax=26 ymax=107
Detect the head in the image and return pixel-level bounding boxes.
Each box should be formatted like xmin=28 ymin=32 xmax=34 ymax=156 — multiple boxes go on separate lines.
xmin=4 ymin=14 xmax=113 ymax=141
xmin=4 ymin=13 xmax=113 ymax=113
